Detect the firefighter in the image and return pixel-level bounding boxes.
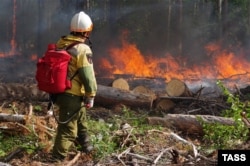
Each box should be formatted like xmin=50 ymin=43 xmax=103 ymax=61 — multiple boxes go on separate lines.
xmin=51 ymin=11 xmax=97 ymax=161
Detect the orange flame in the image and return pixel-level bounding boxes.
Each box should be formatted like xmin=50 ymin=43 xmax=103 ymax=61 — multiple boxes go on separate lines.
xmin=99 ymin=32 xmax=250 ymax=86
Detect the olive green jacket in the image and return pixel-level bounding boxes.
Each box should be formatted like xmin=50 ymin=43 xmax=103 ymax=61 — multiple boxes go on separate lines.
xmin=56 ymin=35 xmax=97 ymax=97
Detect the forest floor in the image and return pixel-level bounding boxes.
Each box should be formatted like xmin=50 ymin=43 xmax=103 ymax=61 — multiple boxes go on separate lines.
xmin=0 ymin=100 xmax=249 ymax=166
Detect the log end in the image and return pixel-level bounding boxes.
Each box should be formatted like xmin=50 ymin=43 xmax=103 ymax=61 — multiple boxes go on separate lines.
xmin=132 ymin=85 xmax=156 ymax=100
xmin=166 ymin=79 xmax=192 ymax=97
xmin=112 ymin=78 xmax=130 ymax=90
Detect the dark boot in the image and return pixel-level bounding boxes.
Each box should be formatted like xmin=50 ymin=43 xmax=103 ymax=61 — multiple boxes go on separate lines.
xmin=76 ymin=133 xmax=94 ymax=153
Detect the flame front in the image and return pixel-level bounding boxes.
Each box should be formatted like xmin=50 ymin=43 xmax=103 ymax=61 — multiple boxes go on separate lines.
xmin=99 ymin=33 xmax=250 ymax=86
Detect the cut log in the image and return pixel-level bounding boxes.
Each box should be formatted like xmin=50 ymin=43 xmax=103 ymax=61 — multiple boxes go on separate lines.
xmin=0 ymin=113 xmax=26 ymax=124
xmin=0 ymin=83 xmax=154 ymax=109
xmin=132 ymin=85 xmax=156 ymax=100
xmin=147 ymin=114 xmax=235 ymax=135
xmin=112 ymin=78 xmax=130 ymax=90
xmin=166 ymin=79 xmax=193 ymax=97
xmin=154 ymin=98 xmax=175 ymax=113
xmin=95 ymin=84 xmax=153 ymax=109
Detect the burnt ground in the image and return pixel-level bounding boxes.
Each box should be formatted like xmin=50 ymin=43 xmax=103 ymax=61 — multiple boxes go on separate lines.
xmin=0 ymin=98 xmax=249 ymax=166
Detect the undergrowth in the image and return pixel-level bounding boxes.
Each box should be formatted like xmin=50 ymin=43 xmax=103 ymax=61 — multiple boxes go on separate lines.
xmin=86 ymin=105 xmax=160 ymax=160
xmin=2 ymin=81 xmax=249 ymax=162
xmin=200 ymin=80 xmax=250 ymax=149
xmin=0 ymin=104 xmax=160 ymax=162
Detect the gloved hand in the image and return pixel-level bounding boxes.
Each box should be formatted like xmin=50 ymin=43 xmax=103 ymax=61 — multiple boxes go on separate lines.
xmin=85 ymin=97 xmax=94 ymax=109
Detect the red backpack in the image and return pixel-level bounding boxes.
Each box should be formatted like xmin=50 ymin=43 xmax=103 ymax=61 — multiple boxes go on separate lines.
xmin=35 ymin=43 xmax=79 ymax=94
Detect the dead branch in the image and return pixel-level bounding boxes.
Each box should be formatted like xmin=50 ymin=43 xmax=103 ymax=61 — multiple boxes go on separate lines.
xmin=15 ymin=122 xmax=31 ymax=133
xmin=0 ymin=102 xmax=6 ymax=112
xmin=0 ymin=162 xmax=11 ymax=166
xmin=148 ymin=129 xmax=198 ymax=157
xmin=170 ymin=132 xmax=198 ymax=158
xmin=0 ymin=113 xmax=26 ymax=124
xmin=65 ymin=151 xmax=81 ymax=166
xmin=241 ymin=112 xmax=250 ymax=128
xmin=197 ymin=154 xmax=217 ymax=164
xmin=121 ymin=128 xmax=134 ymax=148
xmin=28 ymin=103 xmax=33 ymax=117
xmin=2 ymin=147 xmax=25 ymax=162
xmin=127 ymin=152 xmax=153 ymax=163
xmin=152 ymin=146 xmax=174 ymax=165
xmin=117 ymin=147 xmax=132 ymax=166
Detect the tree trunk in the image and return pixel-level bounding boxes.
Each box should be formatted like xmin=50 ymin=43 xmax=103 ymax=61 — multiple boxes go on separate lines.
xmin=0 ymin=83 xmax=153 ymax=109
xmin=147 ymin=114 xmax=235 ymax=135
xmin=95 ymin=84 xmax=153 ymax=109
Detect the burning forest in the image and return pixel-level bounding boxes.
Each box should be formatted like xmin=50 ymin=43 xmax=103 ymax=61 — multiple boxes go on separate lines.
xmin=1 ymin=0 xmax=250 ymax=165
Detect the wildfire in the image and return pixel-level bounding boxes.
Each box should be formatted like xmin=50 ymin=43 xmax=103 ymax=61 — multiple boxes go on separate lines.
xmin=99 ymin=32 xmax=250 ymax=86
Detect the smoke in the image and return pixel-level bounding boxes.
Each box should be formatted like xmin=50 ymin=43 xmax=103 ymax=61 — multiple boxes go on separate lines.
xmin=0 ymin=0 xmax=250 ymax=83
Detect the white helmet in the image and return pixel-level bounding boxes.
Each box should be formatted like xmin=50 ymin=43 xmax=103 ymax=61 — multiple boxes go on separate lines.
xmin=70 ymin=11 xmax=93 ymax=33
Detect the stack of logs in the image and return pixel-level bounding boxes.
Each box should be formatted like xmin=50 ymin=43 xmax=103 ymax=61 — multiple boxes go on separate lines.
xmin=0 ymin=78 xmax=197 ymax=110
xmin=0 ymin=77 xmax=249 ymax=136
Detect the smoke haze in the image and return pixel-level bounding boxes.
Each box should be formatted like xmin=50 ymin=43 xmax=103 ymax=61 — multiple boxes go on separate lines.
xmin=0 ymin=0 xmax=249 ymax=83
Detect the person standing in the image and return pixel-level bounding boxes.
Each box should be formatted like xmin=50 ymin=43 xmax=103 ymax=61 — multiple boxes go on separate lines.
xmin=51 ymin=11 xmax=97 ymax=160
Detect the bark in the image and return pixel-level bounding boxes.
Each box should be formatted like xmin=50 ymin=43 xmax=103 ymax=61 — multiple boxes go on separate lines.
xmin=147 ymin=114 xmax=235 ymax=135
xmin=95 ymin=84 xmax=153 ymax=109
xmin=0 ymin=113 xmax=26 ymax=124
xmin=0 ymin=83 xmax=153 ymax=109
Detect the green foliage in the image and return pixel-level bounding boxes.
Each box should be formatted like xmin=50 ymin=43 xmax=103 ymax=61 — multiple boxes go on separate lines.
xmin=0 ymin=132 xmax=6 ymax=157
xmin=33 ymin=105 xmax=42 ymax=112
xmin=0 ymin=132 xmax=39 ymax=158
xmin=87 ymin=106 xmax=159 ymax=160
xmin=200 ymin=80 xmax=249 ymax=149
xmin=87 ymin=118 xmax=118 ymax=159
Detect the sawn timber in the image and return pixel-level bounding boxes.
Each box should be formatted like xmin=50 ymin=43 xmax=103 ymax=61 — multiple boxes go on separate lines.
xmin=0 ymin=83 xmax=154 ymax=109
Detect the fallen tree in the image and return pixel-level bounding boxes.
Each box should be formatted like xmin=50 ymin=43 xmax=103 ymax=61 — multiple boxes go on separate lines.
xmin=95 ymin=84 xmax=154 ymax=109
xmin=147 ymin=114 xmax=235 ymax=135
xmin=0 ymin=83 xmax=154 ymax=109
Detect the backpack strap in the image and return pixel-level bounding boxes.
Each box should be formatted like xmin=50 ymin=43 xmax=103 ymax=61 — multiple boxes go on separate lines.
xmin=65 ymin=41 xmax=81 ymax=50
xmin=65 ymin=42 xmax=82 ymax=80
xmin=69 ymin=70 xmax=78 ymax=80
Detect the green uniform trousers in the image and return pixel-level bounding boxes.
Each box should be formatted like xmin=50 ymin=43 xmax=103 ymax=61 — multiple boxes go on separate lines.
xmin=52 ymin=93 xmax=87 ymax=158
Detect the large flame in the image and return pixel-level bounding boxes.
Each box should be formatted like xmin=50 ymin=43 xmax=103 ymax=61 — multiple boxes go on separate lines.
xmin=99 ymin=32 xmax=250 ymax=87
